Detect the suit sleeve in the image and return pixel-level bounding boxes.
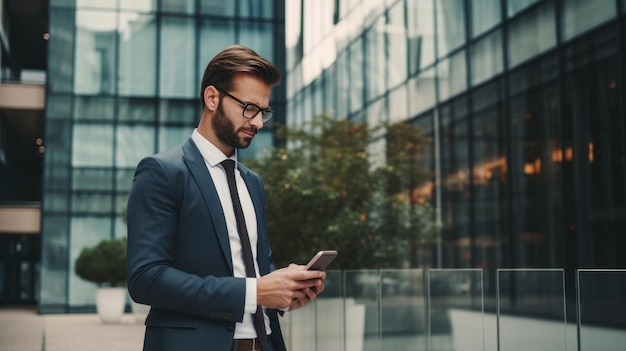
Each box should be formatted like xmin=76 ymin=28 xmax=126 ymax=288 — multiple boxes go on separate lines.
xmin=126 ymin=156 xmax=246 ymax=323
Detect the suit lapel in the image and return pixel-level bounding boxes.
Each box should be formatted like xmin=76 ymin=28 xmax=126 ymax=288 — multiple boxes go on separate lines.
xmin=181 ymin=138 xmax=234 ymax=273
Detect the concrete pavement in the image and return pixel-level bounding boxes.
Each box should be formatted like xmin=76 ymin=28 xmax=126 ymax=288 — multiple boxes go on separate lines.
xmin=0 ymin=307 xmax=145 ymax=351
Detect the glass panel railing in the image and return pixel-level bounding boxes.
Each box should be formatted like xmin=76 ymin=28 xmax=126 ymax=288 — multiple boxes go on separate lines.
xmin=428 ymin=268 xmax=484 ymax=351
xmin=577 ymin=269 xmax=626 ymax=351
xmin=380 ymin=269 xmax=427 ymax=351
xmin=345 ymin=269 xmax=378 ymax=351
xmin=497 ymin=269 xmax=567 ymax=351
xmin=315 ymin=270 xmax=344 ymax=351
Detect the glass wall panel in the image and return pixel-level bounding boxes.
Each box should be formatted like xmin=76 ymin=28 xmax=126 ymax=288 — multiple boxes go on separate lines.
xmin=408 ymin=68 xmax=436 ymax=117
xmin=439 ymin=97 xmax=470 ymax=267
xmin=560 ymin=0 xmax=615 ymax=41
xmin=407 ymin=0 xmax=435 ymax=72
xmin=73 ymin=96 xmax=115 ymax=120
xmin=159 ymin=17 xmax=196 ymax=98
xmin=238 ymin=21 xmax=274 ymax=63
xmin=199 ymin=18 xmax=236 ymax=89
xmin=71 ymin=124 xmax=114 ymax=167
xmin=470 ymin=30 xmax=503 ymax=87
xmin=116 ymin=124 xmax=156 ymax=167
xmin=470 ymin=81 xmax=507 ymax=276
xmin=118 ymin=98 xmax=157 ymax=122
xmin=507 ymin=54 xmax=560 ymax=268
xmin=366 ymin=18 xmax=386 ymax=101
xmin=507 ymin=0 xmax=539 ymax=17
xmin=47 ymin=95 xmax=73 ymax=119
xmin=200 ymin=0 xmax=235 ymax=17
xmin=349 ymin=39 xmax=364 ymax=114
xmin=497 ymin=269 xmax=566 ymax=351
xmin=336 ymin=50 xmax=350 ymax=119
xmin=380 ymin=269 xmax=426 ymax=350
xmin=116 ymin=169 xmax=136 ymax=193
xmin=72 ymin=168 xmax=113 ymax=190
xmin=159 ymin=99 xmax=198 ymax=124
xmin=74 ymin=10 xmax=117 ymax=94
xmin=119 ymin=0 xmax=156 ymax=11
xmin=507 ymin=1 xmax=556 ymax=68
xmin=436 ymin=0 xmax=466 ymax=58
xmin=428 ymin=269 xmax=484 ymax=351
xmin=577 ymin=270 xmax=626 ymax=350
xmin=68 ymin=216 xmax=111 ymax=306
xmin=388 ymin=85 xmax=408 ymax=123
xmin=238 ymin=0 xmax=273 ymax=18
xmin=71 ymin=193 xmax=113 ymax=213
xmin=118 ymin=13 xmax=157 ymax=96
xmin=387 ymin=1 xmax=407 ymax=89
xmin=471 ymin=0 xmax=501 ymax=37
xmin=323 ymin=66 xmax=337 ymax=118
xmin=76 ymin=0 xmax=116 ymax=10
xmin=437 ymin=50 xmax=467 ymax=102
xmin=39 ymin=214 xmax=69 ymax=309
xmin=158 ymin=126 xmax=191 ymax=152
xmin=160 ymin=0 xmax=193 ymax=13
xmin=43 ymin=121 xmax=72 ymax=191
xmin=49 ymin=9 xmax=75 ymax=93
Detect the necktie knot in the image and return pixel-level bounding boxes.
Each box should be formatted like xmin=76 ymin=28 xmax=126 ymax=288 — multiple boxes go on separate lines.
xmin=221 ymin=159 xmax=236 ymax=176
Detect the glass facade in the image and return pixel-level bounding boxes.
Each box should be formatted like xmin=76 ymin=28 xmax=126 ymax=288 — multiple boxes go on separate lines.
xmin=41 ymin=0 xmax=286 ymax=312
xmin=286 ymin=0 xmax=625 ymax=328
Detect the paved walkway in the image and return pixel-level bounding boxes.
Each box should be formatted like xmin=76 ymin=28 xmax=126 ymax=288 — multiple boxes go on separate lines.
xmin=0 ymin=307 xmax=145 ymax=351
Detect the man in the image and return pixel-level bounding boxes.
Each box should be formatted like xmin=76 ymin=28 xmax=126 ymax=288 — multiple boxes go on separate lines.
xmin=126 ymin=45 xmax=326 ymax=351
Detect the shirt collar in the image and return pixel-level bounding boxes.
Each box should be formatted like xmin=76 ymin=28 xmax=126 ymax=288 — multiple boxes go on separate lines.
xmin=191 ymin=129 xmax=238 ymax=167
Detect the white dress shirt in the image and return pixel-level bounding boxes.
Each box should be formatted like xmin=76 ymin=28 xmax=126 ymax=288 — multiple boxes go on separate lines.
xmin=191 ymin=130 xmax=271 ymax=338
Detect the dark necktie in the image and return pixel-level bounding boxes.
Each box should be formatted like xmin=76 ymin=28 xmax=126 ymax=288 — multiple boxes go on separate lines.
xmin=220 ymin=159 xmax=268 ymax=348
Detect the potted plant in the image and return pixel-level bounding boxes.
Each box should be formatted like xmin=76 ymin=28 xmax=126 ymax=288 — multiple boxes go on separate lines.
xmin=75 ymin=237 xmax=127 ymax=324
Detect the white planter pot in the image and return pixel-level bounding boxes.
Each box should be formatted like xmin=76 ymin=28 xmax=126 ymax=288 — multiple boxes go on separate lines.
xmin=96 ymin=287 xmax=126 ymax=324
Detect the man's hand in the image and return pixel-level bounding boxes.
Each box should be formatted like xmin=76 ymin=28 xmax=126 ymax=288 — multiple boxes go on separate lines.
xmin=257 ymin=264 xmax=326 ymax=310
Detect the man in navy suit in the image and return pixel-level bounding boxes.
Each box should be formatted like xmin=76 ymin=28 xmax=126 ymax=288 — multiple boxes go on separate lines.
xmin=127 ymin=45 xmax=326 ymax=351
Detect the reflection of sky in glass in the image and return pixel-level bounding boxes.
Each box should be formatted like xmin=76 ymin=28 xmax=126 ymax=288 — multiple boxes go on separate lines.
xmin=76 ymin=0 xmax=154 ymax=39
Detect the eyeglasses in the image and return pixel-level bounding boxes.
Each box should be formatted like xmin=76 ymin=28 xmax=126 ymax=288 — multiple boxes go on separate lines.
xmin=216 ymin=88 xmax=274 ymax=124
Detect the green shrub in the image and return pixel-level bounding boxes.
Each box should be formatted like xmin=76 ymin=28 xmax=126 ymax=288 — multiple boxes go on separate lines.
xmin=75 ymin=237 xmax=127 ymax=287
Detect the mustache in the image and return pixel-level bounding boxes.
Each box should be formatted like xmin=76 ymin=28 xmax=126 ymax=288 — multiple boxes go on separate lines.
xmin=240 ymin=127 xmax=258 ymax=135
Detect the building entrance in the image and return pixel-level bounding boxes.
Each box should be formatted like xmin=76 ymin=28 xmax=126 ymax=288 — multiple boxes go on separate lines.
xmin=0 ymin=234 xmax=40 ymax=306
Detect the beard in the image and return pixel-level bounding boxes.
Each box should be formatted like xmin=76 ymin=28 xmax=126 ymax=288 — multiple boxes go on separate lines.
xmin=212 ymin=104 xmax=257 ymax=149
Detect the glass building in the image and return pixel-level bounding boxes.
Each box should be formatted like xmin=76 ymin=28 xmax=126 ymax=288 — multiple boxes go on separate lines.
xmin=39 ymin=0 xmax=286 ymax=313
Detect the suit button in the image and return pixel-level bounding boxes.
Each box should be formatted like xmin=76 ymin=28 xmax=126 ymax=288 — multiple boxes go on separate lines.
xmin=227 ymin=325 xmax=235 ymax=332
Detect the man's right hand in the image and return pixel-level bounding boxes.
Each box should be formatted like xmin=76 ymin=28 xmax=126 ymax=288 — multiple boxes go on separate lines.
xmin=257 ymin=264 xmax=326 ymax=310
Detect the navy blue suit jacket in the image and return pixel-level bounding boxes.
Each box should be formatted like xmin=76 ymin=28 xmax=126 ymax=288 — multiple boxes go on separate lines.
xmin=126 ymin=137 xmax=286 ymax=351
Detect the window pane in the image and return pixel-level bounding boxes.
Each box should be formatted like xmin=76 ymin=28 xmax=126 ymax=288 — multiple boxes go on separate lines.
xmin=387 ymin=1 xmax=407 ymax=89
xmin=471 ymin=29 xmax=503 ymax=86
xmin=366 ymin=18 xmax=386 ymax=101
xmin=77 ymin=0 xmax=116 ymax=9
xmin=118 ymin=13 xmax=157 ymax=96
xmin=160 ymin=17 xmax=195 ymax=98
xmin=388 ymin=85 xmax=408 ymax=123
xmin=120 ymin=0 xmax=157 ymax=11
xmin=72 ymin=124 xmax=114 ymax=167
xmin=238 ymin=0 xmax=273 ymax=18
xmin=160 ymin=0 xmax=194 ymax=13
xmin=471 ymin=0 xmax=501 ymax=37
xmin=507 ymin=0 xmax=539 ymax=17
xmin=72 ymin=168 xmax=113 ymax=190
xmin=437 ymin=50 xmax=467 ymax=102
xmin=199 ymin=18 xmax=235 ymax=90
xmin=73 ymin=96 xmax=115 ymax=120
xmin=74 ymin=10 xmax=117 ymax=95
xmin=407 ymin=0 xmax=435 ymax=72
xmin=238 ymin=21 xmax=274 ymax=63
xmin=159 ymin=99 xmax=198 ymax=124
xmin=116 ymin=124 xmax=155 ymax=167
xmin=118 ymin=98 xmax=157 ymax=122
xmin=49 ymin=9 xmax=75 ymax=93
xmin=507 ymin=1 xmax=556 ymax=68
xmin=560 ymin=0 xmax=616 ymax=41
xmin=408 ymin=68 xmax=436 ymax=117
xmin=200 ymin=0 xmax=235 ymax=16
xmin=349 ymin=39 xmax=364 ymax=114
xmin=436 ymin=0 xmax=466 ymax=57
xmin=158 ymin=126 xmax=190 ymax=152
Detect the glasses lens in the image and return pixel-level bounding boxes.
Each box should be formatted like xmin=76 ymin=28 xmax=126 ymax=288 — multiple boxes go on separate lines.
xmin=243 ymin=104 xmax=261 ymax=119
xmin=261 ymin=110 xmax=274 ymax=123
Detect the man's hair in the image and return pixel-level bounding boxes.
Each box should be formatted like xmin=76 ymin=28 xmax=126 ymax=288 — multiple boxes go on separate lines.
xmin=200 ymin=45 xmax=281 ymax=108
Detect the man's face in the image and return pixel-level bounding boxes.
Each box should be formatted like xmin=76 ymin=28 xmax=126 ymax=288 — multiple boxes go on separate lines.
xmin=212 ymin=74 xmax=271 ymax=150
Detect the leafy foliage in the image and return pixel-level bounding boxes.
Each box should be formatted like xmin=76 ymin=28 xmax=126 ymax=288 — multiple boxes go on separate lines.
xmin=75 ymin=237 xmax=127 ymax=287
xmin=246 ymin=116 xmax=440 ymax=269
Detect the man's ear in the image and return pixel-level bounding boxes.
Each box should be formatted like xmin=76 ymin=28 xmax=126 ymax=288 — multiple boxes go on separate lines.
xmin=203 ymin=86 xmax=220 ymax=112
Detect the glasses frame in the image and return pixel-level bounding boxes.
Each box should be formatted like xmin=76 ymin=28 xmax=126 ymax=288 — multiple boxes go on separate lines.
xmin=215 ymin=88 xmax=274 ymax=124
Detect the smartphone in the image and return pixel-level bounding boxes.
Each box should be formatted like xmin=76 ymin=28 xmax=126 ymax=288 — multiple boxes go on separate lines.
xmin=305 ymin=250 xmax=338 ymax=271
